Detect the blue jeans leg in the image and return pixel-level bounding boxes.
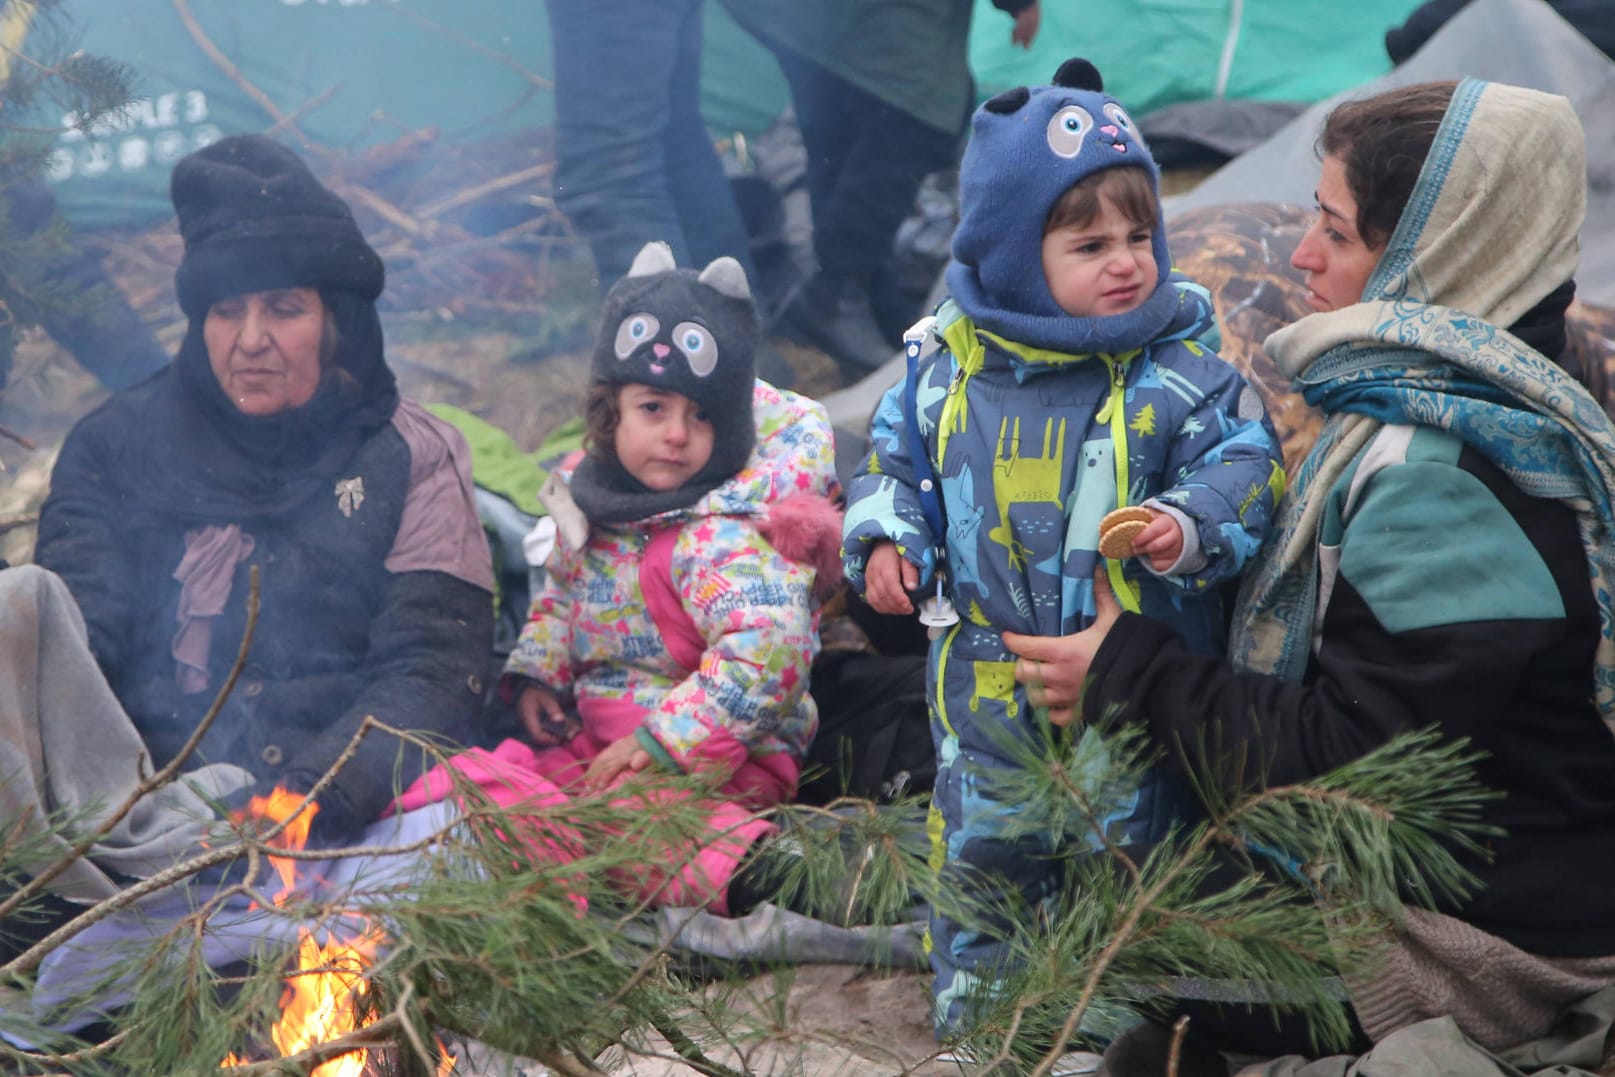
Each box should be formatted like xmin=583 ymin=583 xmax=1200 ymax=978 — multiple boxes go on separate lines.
xmin=544 ymin=0 xmax=757 ymax=290
xmin=773 ymin=47 xmax=959 ymax=278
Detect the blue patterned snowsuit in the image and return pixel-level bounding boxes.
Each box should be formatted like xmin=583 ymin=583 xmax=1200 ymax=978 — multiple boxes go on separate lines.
xmin=840 ymin=65 xmax=1285 ymax=1035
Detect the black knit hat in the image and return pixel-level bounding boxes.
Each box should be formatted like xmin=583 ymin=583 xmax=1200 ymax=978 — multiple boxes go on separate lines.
xmin=568 ymin=242 xmax=759 ymax=525
xmin=170 ymin=134 xmax=385 ymax=317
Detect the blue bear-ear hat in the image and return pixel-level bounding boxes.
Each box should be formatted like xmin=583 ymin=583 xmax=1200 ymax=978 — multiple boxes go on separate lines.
xmin=1052 ymin=57 xmax=1103 ymax=91
xmin=945 ymin=57 xmax=1180 ymax=355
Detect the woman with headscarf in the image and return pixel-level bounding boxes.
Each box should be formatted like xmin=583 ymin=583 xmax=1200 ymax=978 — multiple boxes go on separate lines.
xmin=1001 ymin=79 xmax=1615 ymax=1069
xmin=19 ymin=135 xmax=493 ymax=886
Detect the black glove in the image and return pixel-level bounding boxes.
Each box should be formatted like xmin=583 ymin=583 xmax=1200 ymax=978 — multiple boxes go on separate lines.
xmin=284 ymin=771 xmax=368 ymax=849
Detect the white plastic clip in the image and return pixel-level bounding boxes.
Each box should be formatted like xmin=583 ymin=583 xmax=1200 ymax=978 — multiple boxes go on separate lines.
xmin=903 ymin=315 xmax=940 ymax=362
xmin=917 ymin=575 xmax=959 ymax=639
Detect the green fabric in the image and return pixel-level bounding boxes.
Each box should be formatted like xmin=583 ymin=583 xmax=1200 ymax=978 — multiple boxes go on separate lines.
xmin=709 ymin=0 xmax=1429 ymax=134
xmin=46 ymin=1 xmax=1429 ymax=233
xmin=701 ymin=3 xmax=790 ymax=138
xmin=969 ymin=0 xmax=1422 ymax=115
xmin=1334 ymin=449 xmax=1565 ymax=635
xmin=425 ymin=404 xmax=584 ymax=518
xmin=41 ymin=1 xmax=553 ymax=231
xmin=713 ymin=0 xmax=979 ymax=136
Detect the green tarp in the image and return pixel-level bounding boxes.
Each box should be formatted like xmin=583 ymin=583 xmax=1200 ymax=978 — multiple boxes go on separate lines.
xmin=701 ymin=0 xmax=1425 ymax=134
xmin=967 ymin=0 xmax=1425 ymax=115
xmin=34 ymin=0 xmax=1421 ymax=231
xmin=34 ymin=0 xmax=552 ymax=230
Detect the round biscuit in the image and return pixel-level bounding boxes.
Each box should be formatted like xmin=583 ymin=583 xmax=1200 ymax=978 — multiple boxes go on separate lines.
xmin=1099 ymin=506 xmax=1154 ymax=530
xmin=1098 ymin=517 xmax=1149 ymax=560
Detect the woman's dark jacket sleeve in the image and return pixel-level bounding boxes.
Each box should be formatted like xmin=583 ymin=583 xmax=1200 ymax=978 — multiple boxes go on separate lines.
xmin=1080 ymin=442 xmax=1615 ymax=956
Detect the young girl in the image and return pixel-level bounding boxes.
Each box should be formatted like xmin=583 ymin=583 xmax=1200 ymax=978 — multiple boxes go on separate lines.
xmin=397 ymin=241 xmax=841 ymax=914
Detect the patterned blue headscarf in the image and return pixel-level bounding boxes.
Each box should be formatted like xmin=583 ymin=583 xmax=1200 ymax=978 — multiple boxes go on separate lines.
xmin=1234 ymin=78 xmax=1615 ymax=734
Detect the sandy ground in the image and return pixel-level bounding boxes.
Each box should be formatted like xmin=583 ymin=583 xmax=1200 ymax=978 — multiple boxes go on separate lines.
xmin=447 ymin=965 xmax=961 ymax=1077
xmin=608 ymin=965 xmax=953 ymax=1077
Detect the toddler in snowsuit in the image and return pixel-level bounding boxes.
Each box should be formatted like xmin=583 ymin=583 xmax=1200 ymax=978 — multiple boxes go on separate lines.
xmin=841 ymin=59 xmax=1285 ymax=1036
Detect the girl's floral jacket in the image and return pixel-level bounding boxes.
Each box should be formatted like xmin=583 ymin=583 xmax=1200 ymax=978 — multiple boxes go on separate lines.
xmin=501 ymin=381 xmax=841 ymax=787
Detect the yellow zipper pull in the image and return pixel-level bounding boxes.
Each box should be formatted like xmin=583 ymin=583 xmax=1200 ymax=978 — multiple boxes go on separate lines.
xmin=1094 ymin=357 xmax=1124 ymax=424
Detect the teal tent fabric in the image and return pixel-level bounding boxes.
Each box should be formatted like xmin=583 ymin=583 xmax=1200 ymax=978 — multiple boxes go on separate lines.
xmin=31 ymin=1 xmax=552 ymax=230
xmin=35 ymin=0 xmax=1422 ymax=231
xmin=967 ymin=0 xmax=1426 ymax=116
xmin=702 ymin=0 xmax=1428 ymax=133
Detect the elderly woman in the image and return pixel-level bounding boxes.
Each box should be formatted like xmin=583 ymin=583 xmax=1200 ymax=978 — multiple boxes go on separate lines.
xmin=19 ymin=135 xmax=493 ymax=883
xmin=1005 ymin=79 xmax=1615 ymax=1069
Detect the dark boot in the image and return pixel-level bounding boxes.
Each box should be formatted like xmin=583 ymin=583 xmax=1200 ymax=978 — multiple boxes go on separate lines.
xmin=1101 ymin=1018 xmax=1229 ymax=1077
xmin=777 ymin=268 xmax=899 ymax=375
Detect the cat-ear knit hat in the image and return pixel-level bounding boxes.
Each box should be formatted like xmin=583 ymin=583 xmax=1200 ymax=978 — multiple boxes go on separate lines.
xmin=170 ymin=134 xmax=385 ymax=317
xmin=591 ymin=242 xmax=758 ymax=481
xmin=569 ymin=241 xmax=759 ymax=525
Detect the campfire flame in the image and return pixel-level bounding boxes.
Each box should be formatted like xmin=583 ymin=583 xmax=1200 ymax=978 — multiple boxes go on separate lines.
xmin=242 ymin=785 xmax=319 ymax=901
xmin=221 ymin=787 xmax=455 ymax=1075
xmin=270 ymin=929 xmax=381 ymax=1077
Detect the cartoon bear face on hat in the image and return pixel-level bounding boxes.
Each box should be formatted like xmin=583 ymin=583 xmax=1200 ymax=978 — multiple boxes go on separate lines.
xmin=949 ymin=58 xmax=1173 ymax=328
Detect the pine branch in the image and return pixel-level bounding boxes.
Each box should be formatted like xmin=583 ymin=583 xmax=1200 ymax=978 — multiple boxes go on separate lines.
xmin=646 ymin=1012 xmax=749 ymax=1077
xmin=938 ymin=722 xmax=1495 ymax=1063
xmin=219 ymin=1012 xmax=405 ymax=1076
xmin=1166 ymin=1015 xmax=1190 ymax=1077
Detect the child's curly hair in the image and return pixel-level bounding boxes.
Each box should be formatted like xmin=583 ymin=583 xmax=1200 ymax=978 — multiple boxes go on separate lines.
xmin=582 ymin=382 xmax=621 ymax=464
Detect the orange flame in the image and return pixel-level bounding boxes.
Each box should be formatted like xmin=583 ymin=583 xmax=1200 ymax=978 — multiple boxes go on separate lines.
xmin=219 ymin=787 xmax=456 ymax=1076
xmin=231 ymin=785 xmax=320 ymax=900
xmin=271 ymin=929 xmax=380 ymax=1077
xmin=221 ymin=786 xmax=367 ymax=1075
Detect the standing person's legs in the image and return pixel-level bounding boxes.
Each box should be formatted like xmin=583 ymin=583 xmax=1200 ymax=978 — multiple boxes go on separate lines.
xmin=772 ymin=47 xmax=854 ymax=238
xmin=772 ymin=50 xmax=958 ymax=373
xmin=544 ymin=0 xmax=752 ymax=290
xmin=813 ymin=89 xmax=954 ymax=300
xmin=823 ymin=96 xmax=958 ymax=343
xmin=661 ymin=0 xmax=760 ymax=289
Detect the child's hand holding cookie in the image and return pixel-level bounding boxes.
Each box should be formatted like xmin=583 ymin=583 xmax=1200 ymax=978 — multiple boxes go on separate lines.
xmin=1098 ymin=506 xmax=1184 ymax=573
xmin=1132 ymin=513 xmax=1184 ymax=572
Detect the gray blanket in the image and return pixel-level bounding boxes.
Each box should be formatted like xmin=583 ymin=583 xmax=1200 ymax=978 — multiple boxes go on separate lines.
xmin=0 ymin=564 xmax=249 ymax=903
xmin=1249 ymin=983 xmax=1615 ymax=1075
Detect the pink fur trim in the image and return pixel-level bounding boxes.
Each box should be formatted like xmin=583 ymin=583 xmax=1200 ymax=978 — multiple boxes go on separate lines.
xmin=758 ymin=493 xmax=845 ymax=601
